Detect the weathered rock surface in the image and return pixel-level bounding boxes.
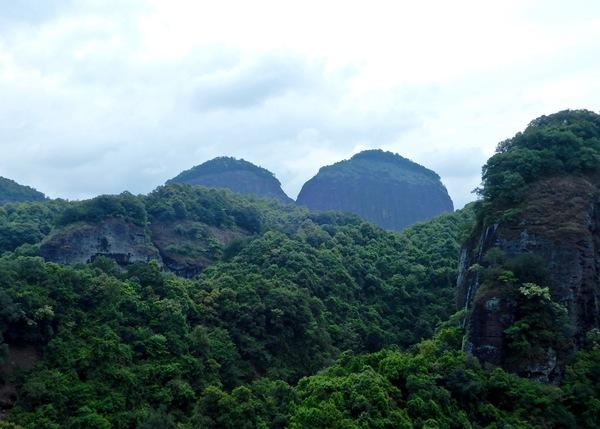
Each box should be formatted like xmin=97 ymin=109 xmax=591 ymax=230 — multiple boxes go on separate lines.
xmin=39 ymin=218 xmax=161 ymax=266
xmin=457 ymin=176 xmax=600 ymax=382
xmin=150 ymin=219 xmax=247 ymax=277
xmin=167 ymin=157 xmax=293 ymax=203
xmin=296 ymin=150 xmax=453 ymax=231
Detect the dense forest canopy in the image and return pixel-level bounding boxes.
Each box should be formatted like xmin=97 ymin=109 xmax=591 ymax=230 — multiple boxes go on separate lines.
xmin=0 ymin=186 xmax=480 ymax=428
xmin=477 ymin=109 xmax=600 ymax=220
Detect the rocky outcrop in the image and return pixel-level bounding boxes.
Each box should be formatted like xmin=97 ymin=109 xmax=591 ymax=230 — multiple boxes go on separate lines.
xmin=296 ymin=150 xmax=453 ymax=231
xmin=150 ymin=219 xmax=247 ymax=277
xmin=39 ymin=218 xmax=161 ymax=266
xmin=458 ymin=176 xmax=600 ymax=382
xmin=167 ymin=157 xmax=293 ymax=203
xmin=0 ymin=176 xmax=46 ymax=205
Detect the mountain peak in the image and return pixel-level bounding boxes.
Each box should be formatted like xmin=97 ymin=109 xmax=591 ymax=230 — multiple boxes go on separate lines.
xmin=167 ymin=157 xmax=292 ymax=203
xmin=297 ymin=150 xmax=453 ymax=230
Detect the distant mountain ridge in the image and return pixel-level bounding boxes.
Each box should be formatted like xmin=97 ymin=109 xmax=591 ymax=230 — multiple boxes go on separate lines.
xmin=167 ymin=156 xmax=293 ymax=203
xmin=297 ymin=149 xmax=454 ymax=230
xmin=0 ymin=176 xmax=46 ymax=205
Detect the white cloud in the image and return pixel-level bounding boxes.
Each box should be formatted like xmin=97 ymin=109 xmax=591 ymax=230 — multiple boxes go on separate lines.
xmin=0 ymin=0 xmax=599 ymax=208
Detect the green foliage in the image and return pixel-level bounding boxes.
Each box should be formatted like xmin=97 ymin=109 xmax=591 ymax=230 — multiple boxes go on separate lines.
xmin=474 ymin=248 xmax=572 ymax=369
xmin=0 ymin=175 xmax=596 ymax=428
xmin=0 ymin=200 xmax=473 ymax=428
xmin=145 ymin=184 xmax=263 ymax=233
xmin=57 ymin=192 xmax=147 ymax=227
xmin=0 ymin=177 xmax=46 ymax=205
xmin=290 ymin=327 xmax=583 ymax=428
xmin=504 ymin=282 xmax=572 ymax=368
xmin=478 ymin=109 xmax=600 ymax=220
xmin=0 ymin=201 xmax=69 ymax=255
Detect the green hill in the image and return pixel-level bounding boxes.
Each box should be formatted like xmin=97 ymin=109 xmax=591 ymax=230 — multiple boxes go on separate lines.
xmin=0 ymin=183 xmax=475 ymax=428
xmin=0 ymin=177 xmax=45 ymax=205
xmin=167 ymin=157 xmax=293 ymax=204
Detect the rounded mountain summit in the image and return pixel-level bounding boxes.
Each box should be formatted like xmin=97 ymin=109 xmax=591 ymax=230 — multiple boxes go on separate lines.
xmin=167 ymin=156 xmax=293 ymax=203
xmin=296 ymin=150 xmax=454 ymax=230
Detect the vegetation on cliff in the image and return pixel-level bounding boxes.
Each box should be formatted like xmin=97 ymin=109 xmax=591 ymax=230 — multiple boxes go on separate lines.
xmin=477 ymin=109 xmax=600 ymax=221
xmin=460 ymin=109 xmax=600 ymax=383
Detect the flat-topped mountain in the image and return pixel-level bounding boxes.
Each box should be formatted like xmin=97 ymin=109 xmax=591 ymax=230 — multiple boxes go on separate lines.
xmin=167 ymin=157 xmax=293 ymax=203
xmin=296 ymin=149 xmax=454 ymax=230
xmin=0 ymin=176 xmax=46 ymax=205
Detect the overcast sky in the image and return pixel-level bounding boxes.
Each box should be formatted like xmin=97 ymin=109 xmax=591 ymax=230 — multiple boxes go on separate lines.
xmin=1 ymin=0 xmax=600 ymax=208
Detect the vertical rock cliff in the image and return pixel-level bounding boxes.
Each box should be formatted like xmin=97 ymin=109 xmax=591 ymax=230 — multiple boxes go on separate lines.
xmin=458 ymin=110 xmax=600 ymax=382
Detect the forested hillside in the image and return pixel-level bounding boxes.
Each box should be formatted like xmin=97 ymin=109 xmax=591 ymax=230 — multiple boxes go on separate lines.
xmin=1 ymin=110 xmax=600 ymax=428
xmin=0 ymin=178 xmax=46 ymax=205
xmin=0 ymin=186 xmax=474 ymax=428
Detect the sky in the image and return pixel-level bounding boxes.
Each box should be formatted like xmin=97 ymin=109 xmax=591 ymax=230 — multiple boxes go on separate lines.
xmin=1 ymin=0 xmax=600 ymax=208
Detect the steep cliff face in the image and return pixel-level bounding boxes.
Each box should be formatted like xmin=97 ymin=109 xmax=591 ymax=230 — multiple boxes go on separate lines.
xmin=39 ymin=218 xmax=161 ymax=266
xmin=167 ymin=157 xmax=293 ymax=203
xmin=296 ymin=150 xmax=453 ymax=231
xmin=0 ymin=177 xmax=45 ymax=205
xmin=458 ymin=177 xmax=600 ymax=381
xmin=458 ymin=110 xmax=600 ymax=383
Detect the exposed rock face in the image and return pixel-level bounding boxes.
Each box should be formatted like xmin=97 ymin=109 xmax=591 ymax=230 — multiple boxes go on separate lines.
xmin=39 ymin=218 xmax=161 ymax=266
xmin=0 ymin=176 xmax=45 ymax=205
xmin=167 ymin=157 xmax=293 ymax=203
xmin=296 ymin=150 xmax=453 ymax=231
xmin=150 ymin=219 xmax=247 ymax=277
xmin=457 ymin=176 xmax=600 ymax=382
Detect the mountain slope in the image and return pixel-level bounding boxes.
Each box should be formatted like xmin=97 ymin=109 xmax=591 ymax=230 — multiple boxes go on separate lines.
xmin=167 ymin=157 xmax=293 ymax=203
xmin=297 ymin=150 xmax=454 ymax=230
xmin=0 ymin=177 xmax=45 ymax=205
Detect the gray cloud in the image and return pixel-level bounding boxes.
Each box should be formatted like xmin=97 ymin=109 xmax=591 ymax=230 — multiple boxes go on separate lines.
xmin=190 ymin=54 xmax=322 ymax=110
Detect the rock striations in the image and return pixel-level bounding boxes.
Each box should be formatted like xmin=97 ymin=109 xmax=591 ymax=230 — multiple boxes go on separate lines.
xmin=296 ymin=150 xmax=453 ymax=231
xmin=167 ymin=157 xmax=293 ymax=203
